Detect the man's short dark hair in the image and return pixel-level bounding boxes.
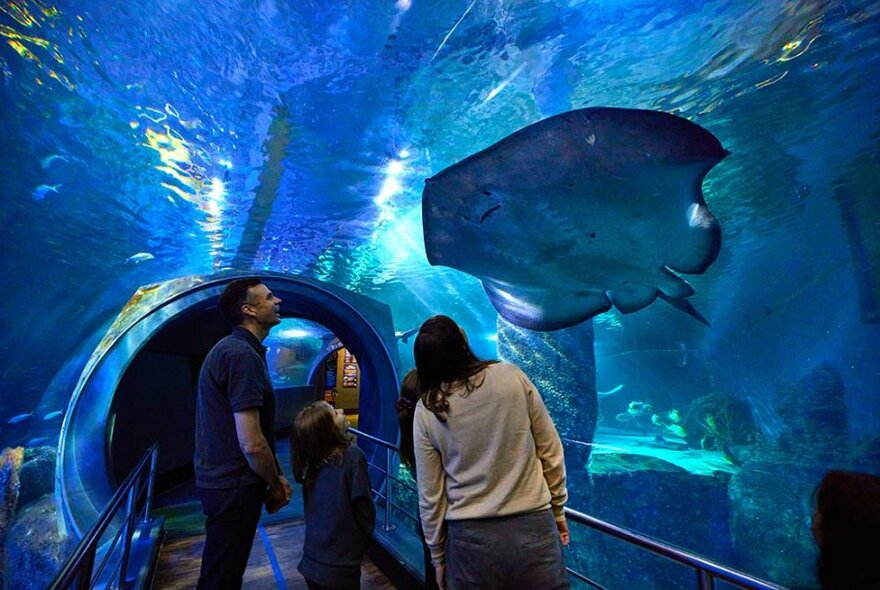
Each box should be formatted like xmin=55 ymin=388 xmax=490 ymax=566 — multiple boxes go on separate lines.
xmin=220 ymin=278 xmax=262 ymax=326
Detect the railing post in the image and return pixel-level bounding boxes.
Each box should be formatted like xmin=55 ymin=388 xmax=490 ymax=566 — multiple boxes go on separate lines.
xmin=142 ymin=446 xmax=158 ymax=522
xmin=48 ymin=445 xmax=161 ymax=590
xmin=384 ymin=446 xmax=395 ymax=532
xmin=697 ymin=568 xmax=715 ymax=590
xmin=115 ymin=480 xmax=139 ymax=589
xmin=74 ymin=547 xmax=96 ymax=590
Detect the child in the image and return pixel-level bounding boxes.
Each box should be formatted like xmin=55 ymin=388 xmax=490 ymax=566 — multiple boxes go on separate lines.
xmin=812 ymin=469 xmax=880 ymax=589
xmin=291 ymin=402 xmax=376 ymax=590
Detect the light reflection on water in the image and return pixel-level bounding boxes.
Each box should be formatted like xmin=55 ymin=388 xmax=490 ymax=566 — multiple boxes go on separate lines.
xmin=0 ymin=0 xmax=875 ymax=410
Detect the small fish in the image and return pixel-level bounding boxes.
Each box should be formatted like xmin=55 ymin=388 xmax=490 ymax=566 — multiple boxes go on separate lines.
xmin=125 ymin=252 xmax=155 ymax=264
xmin=666 ymin=424 xmax=687 ymax=438
xmin=32 ymin=183 xmax=62 ymax=201
xmin=40 ymin=154 xmax=69 ymax=169
xmin=43 ymin=410 xmax=63 ymax=421
xmin=27 ymin=436 xmax=49 ymax=446
xmin=598 ymin=384 xmax=624 ymax=397
xmin=668 ymin=408 xmax=681 ymax=423
xmin=394 ymin=327 xmax=419 ymax=343
xmin=651 ymin=414 xmax=663 ymax=426
xmin=7 ymin=412 xmax=34 ymax=425
xmin=677 ymin=341 xmax=688 ymax=367
xmin=627 ymin=401 xmax=653 ymax=416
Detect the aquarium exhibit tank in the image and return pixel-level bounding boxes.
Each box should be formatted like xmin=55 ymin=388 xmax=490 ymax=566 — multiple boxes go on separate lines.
xmin=0 ymin=0 xmax=878 ymax=588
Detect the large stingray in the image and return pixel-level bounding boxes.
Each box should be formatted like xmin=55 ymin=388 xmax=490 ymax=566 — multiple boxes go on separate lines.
xmin=422 ymin=107 xmax=727 ymax=331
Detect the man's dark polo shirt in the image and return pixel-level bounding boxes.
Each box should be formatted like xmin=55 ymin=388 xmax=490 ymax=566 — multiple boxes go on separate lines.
xmin=194 ymin=326 xmax=276 ymax=489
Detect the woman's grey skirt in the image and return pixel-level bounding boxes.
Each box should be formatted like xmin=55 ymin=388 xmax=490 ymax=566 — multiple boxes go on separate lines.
xmin=446 ymin=509 xmax=569 ymax=590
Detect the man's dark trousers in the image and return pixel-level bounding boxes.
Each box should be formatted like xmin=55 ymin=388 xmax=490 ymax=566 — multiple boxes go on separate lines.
xmin=196 ymin=481 xmax=267 ymax=589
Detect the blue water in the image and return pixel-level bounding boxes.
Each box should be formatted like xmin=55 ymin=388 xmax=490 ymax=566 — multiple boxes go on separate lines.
xmin=1 ymin=0 xmax=879 ymax=587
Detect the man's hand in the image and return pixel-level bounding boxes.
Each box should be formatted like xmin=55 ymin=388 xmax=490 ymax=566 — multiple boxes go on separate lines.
xmin=278 ymin=475 xmax=293 ymax=502
xmin=265 ymin=476 xmax=293 ymax=514
xmin=556 ymin=516 xmax=570 ymax=546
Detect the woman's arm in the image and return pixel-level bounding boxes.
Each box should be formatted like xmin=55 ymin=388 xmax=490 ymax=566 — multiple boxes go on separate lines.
xmin=522 ymin=369 xmax=568 ymax=522
xmin=414 ymin=405 xmax=449 ymax=565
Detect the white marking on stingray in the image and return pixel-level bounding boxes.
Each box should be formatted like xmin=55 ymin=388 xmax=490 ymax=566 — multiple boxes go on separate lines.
xmin=687 ymin=203 xmax=714 ymax=229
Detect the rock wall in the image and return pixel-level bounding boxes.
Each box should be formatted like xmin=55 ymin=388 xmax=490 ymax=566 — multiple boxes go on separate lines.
xmin=5 ymin=496 xmax=77 ymax=590
xmin=1 ymin=445 xmax=64 ymax=586
xmin=573 ymin=455 xmax=733 ymax=589
xmin=729 ymin=456 xmax=823 ymax=589
xmin=776 ymin=364 xmax=849 ymax=460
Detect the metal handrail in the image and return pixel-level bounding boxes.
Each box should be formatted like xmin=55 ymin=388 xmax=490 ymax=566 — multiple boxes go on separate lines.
xmin=349 ymin=427 xmax=414 ymax=499
xmin=49 ymin=443 xmax=159 ymax=590
xmin=350 ymin=427 xmax=401 ymax=532
xmin=563 ymin=507 xmax=787 ymax=590
xmin=348 ymin=428 xmax=787 ymax=590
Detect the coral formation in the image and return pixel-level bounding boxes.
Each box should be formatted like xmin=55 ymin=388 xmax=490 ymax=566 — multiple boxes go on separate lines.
xmin=5 ymin=495 xmax=76 ymax=589
xmin=18 ymin=446 xmax=56 ymax=508
xmin=0 ymin=447 xmax=25 ymax=588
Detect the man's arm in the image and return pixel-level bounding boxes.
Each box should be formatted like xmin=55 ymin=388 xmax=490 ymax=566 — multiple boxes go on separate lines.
xmin=234 ymin=409 xmax=291 ymax=512
xmin=234 ymin=408 xmax=280 ymax=486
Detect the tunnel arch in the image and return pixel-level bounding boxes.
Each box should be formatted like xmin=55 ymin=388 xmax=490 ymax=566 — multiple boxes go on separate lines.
xmin=57 ymin=272 xmax=400 ymax=537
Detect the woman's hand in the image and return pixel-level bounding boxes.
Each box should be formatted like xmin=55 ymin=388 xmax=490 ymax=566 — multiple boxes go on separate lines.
xmin=557 ymin=517 xmax=570 ymax=546
xmin=435 ymin=563 xmax=446 ymax=590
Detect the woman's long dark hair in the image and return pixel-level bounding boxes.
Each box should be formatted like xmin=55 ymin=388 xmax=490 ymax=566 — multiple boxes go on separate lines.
xmin=397 ymin=369 xmax=419 ymax=473
xmin=414 ymin=315 xmax=497 ymax=422
xmin=814 ymin=469 xmax=880 ymax=589
xmin=290 ymin=401 xmax=350 ymax=483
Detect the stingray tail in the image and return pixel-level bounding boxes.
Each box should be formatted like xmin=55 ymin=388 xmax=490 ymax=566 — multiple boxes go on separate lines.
xmin=658 ymin=293 xmax=710 ymax=326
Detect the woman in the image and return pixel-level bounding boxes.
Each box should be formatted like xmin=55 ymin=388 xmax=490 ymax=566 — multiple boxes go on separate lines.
xmin=412 ymin=315 xmax=570 ymax=590
xmin=812 ymin=469 xmax=880 ymax=589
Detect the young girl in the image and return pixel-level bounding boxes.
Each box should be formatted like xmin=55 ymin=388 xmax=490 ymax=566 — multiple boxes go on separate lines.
xmin=812 ymin=470 xmax=880 ymax=589
xmin=291 ymin=401 xmax=376 ymax=590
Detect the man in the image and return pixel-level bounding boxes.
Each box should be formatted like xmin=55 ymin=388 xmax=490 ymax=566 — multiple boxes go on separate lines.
xmin=194 ymin=278 xmax=293 ymax=589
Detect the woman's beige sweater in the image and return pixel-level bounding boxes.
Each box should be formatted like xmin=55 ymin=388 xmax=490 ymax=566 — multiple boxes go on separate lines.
xmin=413 ymin=362 xmax=568 ymax=563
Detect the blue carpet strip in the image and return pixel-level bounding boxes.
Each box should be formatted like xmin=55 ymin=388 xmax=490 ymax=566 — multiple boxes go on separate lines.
xmin=258 ymin=523 xmax=288 ymax=590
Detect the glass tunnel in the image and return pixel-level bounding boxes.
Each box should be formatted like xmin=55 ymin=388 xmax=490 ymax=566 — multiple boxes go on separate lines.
xmin=0 ymin=1 xmax=878 ymax=589
xmin=56 ymin=273 xmax=400 ymax=539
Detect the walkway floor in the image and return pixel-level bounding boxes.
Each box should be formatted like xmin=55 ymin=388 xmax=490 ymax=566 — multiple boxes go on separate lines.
xmin=154 ymin=519 xmax=395 ymax=589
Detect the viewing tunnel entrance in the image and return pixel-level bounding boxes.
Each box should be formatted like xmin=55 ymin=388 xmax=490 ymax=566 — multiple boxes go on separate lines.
xmin=109 ymin=313 xmax=360 ymax=497
xmin=58 ymin=272 xmax=400 ymax=538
